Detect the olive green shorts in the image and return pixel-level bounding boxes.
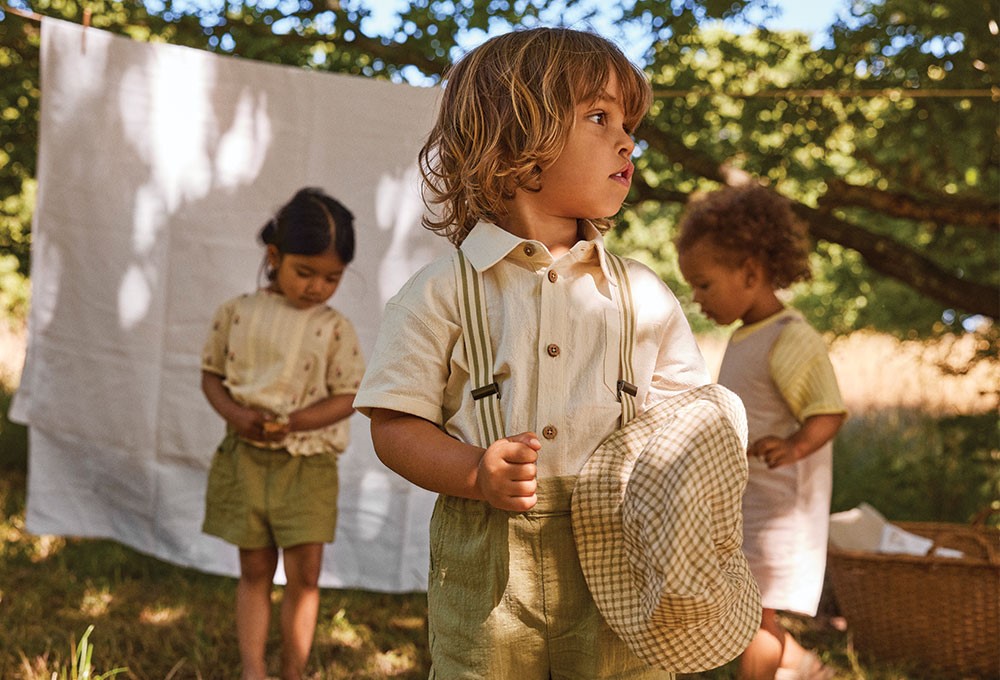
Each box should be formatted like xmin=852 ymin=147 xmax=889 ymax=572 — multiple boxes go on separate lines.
xmin=427 ymin=476 xmax=672 ymax=680
xmin=202 ymin=434 xmax=339 ymax=549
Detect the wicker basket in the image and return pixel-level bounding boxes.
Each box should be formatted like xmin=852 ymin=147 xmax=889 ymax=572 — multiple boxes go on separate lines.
xmin=826 ymin=519 xmax=1000 ymax=678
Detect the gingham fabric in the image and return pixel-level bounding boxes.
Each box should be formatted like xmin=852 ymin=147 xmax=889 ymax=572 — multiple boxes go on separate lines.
xmin=572 ymin=383 xmax=762 ymax=672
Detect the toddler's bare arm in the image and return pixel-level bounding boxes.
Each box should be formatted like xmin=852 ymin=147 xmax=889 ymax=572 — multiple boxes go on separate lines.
xmin=749 ymin=412 xmax=846 ymax=469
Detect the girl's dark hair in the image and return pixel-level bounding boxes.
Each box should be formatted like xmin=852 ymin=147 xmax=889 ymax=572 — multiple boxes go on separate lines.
xmin=259 ymin=188 xmax=356 ymax=269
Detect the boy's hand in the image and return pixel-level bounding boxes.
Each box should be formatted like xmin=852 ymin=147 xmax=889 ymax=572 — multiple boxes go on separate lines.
xmin=476 ymin=432 xmax=541 ymax=512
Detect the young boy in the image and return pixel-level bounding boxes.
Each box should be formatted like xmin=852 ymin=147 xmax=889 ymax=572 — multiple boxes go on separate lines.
xmin=354 ymin=27 xmax=710 ymax=677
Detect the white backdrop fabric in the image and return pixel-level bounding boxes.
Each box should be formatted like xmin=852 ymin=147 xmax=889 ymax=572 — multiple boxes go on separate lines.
xmin=10 ymin=18 xmax=450 ymax=592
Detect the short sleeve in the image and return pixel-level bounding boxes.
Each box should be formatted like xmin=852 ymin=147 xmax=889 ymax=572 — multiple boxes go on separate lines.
xmin=353 ymin=299 xmax=456 ymax=424
xmin=202 ymin=298 xmax=237 ymax=376
xmin=769 ymin=321 xmax=847 ymax=422
xmin=326 ymin=315 xmax=366 ymax=396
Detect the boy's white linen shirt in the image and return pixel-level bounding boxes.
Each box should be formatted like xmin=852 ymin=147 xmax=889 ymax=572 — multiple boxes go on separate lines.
xmin=354 ymin=221 xmax=710 ymax=478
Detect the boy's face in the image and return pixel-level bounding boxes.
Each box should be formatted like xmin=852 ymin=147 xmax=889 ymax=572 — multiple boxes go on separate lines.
xmin=529 ymin=71 xmax=636 ymax=223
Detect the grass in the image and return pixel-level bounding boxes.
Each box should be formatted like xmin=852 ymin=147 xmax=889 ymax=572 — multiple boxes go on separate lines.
xmin=1 ymin=465 xmax=429 ymax=679
xmin=1 ymin=328 xmax=998 ymax=679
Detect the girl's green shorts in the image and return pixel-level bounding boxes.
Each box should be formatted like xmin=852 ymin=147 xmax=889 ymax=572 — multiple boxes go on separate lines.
xmin=202 ymin=434 xmax=339 ymax=549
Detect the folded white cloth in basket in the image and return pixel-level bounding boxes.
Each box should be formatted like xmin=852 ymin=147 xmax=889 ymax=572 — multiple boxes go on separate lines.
xmin=829 ymin=503 xmax=964 ymax=558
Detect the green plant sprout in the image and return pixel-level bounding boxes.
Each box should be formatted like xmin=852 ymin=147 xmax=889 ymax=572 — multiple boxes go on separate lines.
xmin=60 ymin=626 xmax=128 ymax=680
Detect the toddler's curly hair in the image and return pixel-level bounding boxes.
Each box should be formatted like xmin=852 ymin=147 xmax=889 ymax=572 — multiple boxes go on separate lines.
xmin=419 ymin=27 xmax=652 ymax=246
xmin=675 ymin=184 xmax=813 ymax=289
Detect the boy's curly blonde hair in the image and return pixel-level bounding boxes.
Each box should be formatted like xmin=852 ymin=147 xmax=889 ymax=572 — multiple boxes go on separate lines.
xmin=419 ymin=27 xmax=652 ymax=246
xmin=675 ymin=184 xmax=813 ymax=289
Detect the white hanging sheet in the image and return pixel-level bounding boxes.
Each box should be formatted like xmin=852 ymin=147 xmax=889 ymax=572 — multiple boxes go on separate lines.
xmin=10 ymin=18 xmax=448 ymax=591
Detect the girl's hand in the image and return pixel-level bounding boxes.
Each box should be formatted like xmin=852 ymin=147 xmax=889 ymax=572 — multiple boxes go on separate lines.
xmin=476 ymin=432 xmax=541 ymax=512
xmin=230 ymin=407 xmax=285 ymax=442
xmin=748 ymin=436 xmax=796 ymax=469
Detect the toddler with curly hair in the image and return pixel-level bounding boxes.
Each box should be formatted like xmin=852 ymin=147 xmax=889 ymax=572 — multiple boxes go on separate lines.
xmin=676 ymin=184 xmax=847 ymax=680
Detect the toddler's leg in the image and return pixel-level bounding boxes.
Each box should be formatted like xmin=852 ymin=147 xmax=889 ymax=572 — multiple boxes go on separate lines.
xmin=279 ymin=542 xmax=324 ymax=680
xmin=739 ymin=607 xmax=784 ymax=680
xmin=238 ymin=547 xmax=280 ymax=680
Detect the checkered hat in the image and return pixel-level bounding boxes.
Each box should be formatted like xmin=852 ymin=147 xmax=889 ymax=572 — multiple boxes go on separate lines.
xmin=572 ymin=383 xmax=761 ymax=672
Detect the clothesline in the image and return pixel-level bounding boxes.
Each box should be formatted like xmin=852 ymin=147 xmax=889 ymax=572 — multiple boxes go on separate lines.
xmin=652 ymin=87 xmax=998 ymax=99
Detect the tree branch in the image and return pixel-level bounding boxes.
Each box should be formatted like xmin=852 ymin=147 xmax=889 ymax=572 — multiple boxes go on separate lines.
xmin=640 ymin=124 xmax=747 ymax=185
xmin=822 ymin=179 xmax=1000 ymax=230
xmin=628 ymin=178 xmax=688 ymax=205
xmin=798 ymin=204 xmax=999 ymax=318
xmin=635 ymin=127 xmax=1000 ymax=318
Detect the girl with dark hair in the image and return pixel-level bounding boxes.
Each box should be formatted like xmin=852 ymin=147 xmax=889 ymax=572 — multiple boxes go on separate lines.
xmin=200 ymin=187 xmax=364 ymax=680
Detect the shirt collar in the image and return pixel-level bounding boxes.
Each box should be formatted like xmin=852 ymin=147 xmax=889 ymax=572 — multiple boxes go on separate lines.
xmin=460 ymin=220 xmax=617 ymax=285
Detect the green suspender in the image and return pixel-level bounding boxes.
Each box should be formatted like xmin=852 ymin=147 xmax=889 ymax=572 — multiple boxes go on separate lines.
xmin=453 ymin=247 xmax=638 ymax=446
xmin=454 ymin=249 xmax=505 ymax=447
xmin=604 ymin=251 xmax=638 ymax=426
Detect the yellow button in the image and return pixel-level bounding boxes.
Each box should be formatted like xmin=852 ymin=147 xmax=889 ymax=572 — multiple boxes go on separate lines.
xmin=542 ymin=425 xmax=557 ymax=440
xmin=523 ymin=243 xmax=535 ymax=256
xmin=547 ymin=270 xmax=558 ymax=283
xmin=546 ymin=343 xmax=560 ymax=357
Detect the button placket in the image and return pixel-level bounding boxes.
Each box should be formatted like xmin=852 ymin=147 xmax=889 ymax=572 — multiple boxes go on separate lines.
xmin=536 ymin=258 xmax=565 ymax=457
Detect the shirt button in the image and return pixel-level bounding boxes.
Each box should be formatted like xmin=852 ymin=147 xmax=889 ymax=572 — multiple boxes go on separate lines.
xmin=523 ymin=243 xmax=535 ymax=256
xmin=547 ymin=270 xmax=558 ymax=283
xmin=542 ymin=425 xmax=557 ymax=440
xmin=546 ymin=343 xmax=560 ymax=357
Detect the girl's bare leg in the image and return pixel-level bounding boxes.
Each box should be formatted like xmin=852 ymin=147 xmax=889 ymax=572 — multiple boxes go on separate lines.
xmin=238 ymin=547 xmax=280 ymax=680
xmin=279 ymin=543 xmax=324 ymax=680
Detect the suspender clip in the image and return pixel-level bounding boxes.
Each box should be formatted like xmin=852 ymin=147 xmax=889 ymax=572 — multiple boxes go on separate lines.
xmin=471 ymin=382 xmax=501 ymax=401
xmin=617 ymin=379 xmax=638 ymax=398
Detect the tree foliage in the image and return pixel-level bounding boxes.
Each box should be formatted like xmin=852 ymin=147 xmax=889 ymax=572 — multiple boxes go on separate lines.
xmin=1 ymin=0 xmax=997 ymax=342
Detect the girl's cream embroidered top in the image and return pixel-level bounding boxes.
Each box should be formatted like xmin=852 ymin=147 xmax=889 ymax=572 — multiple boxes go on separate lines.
xmin=203 ymin=289 xmax=365 ymax=456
